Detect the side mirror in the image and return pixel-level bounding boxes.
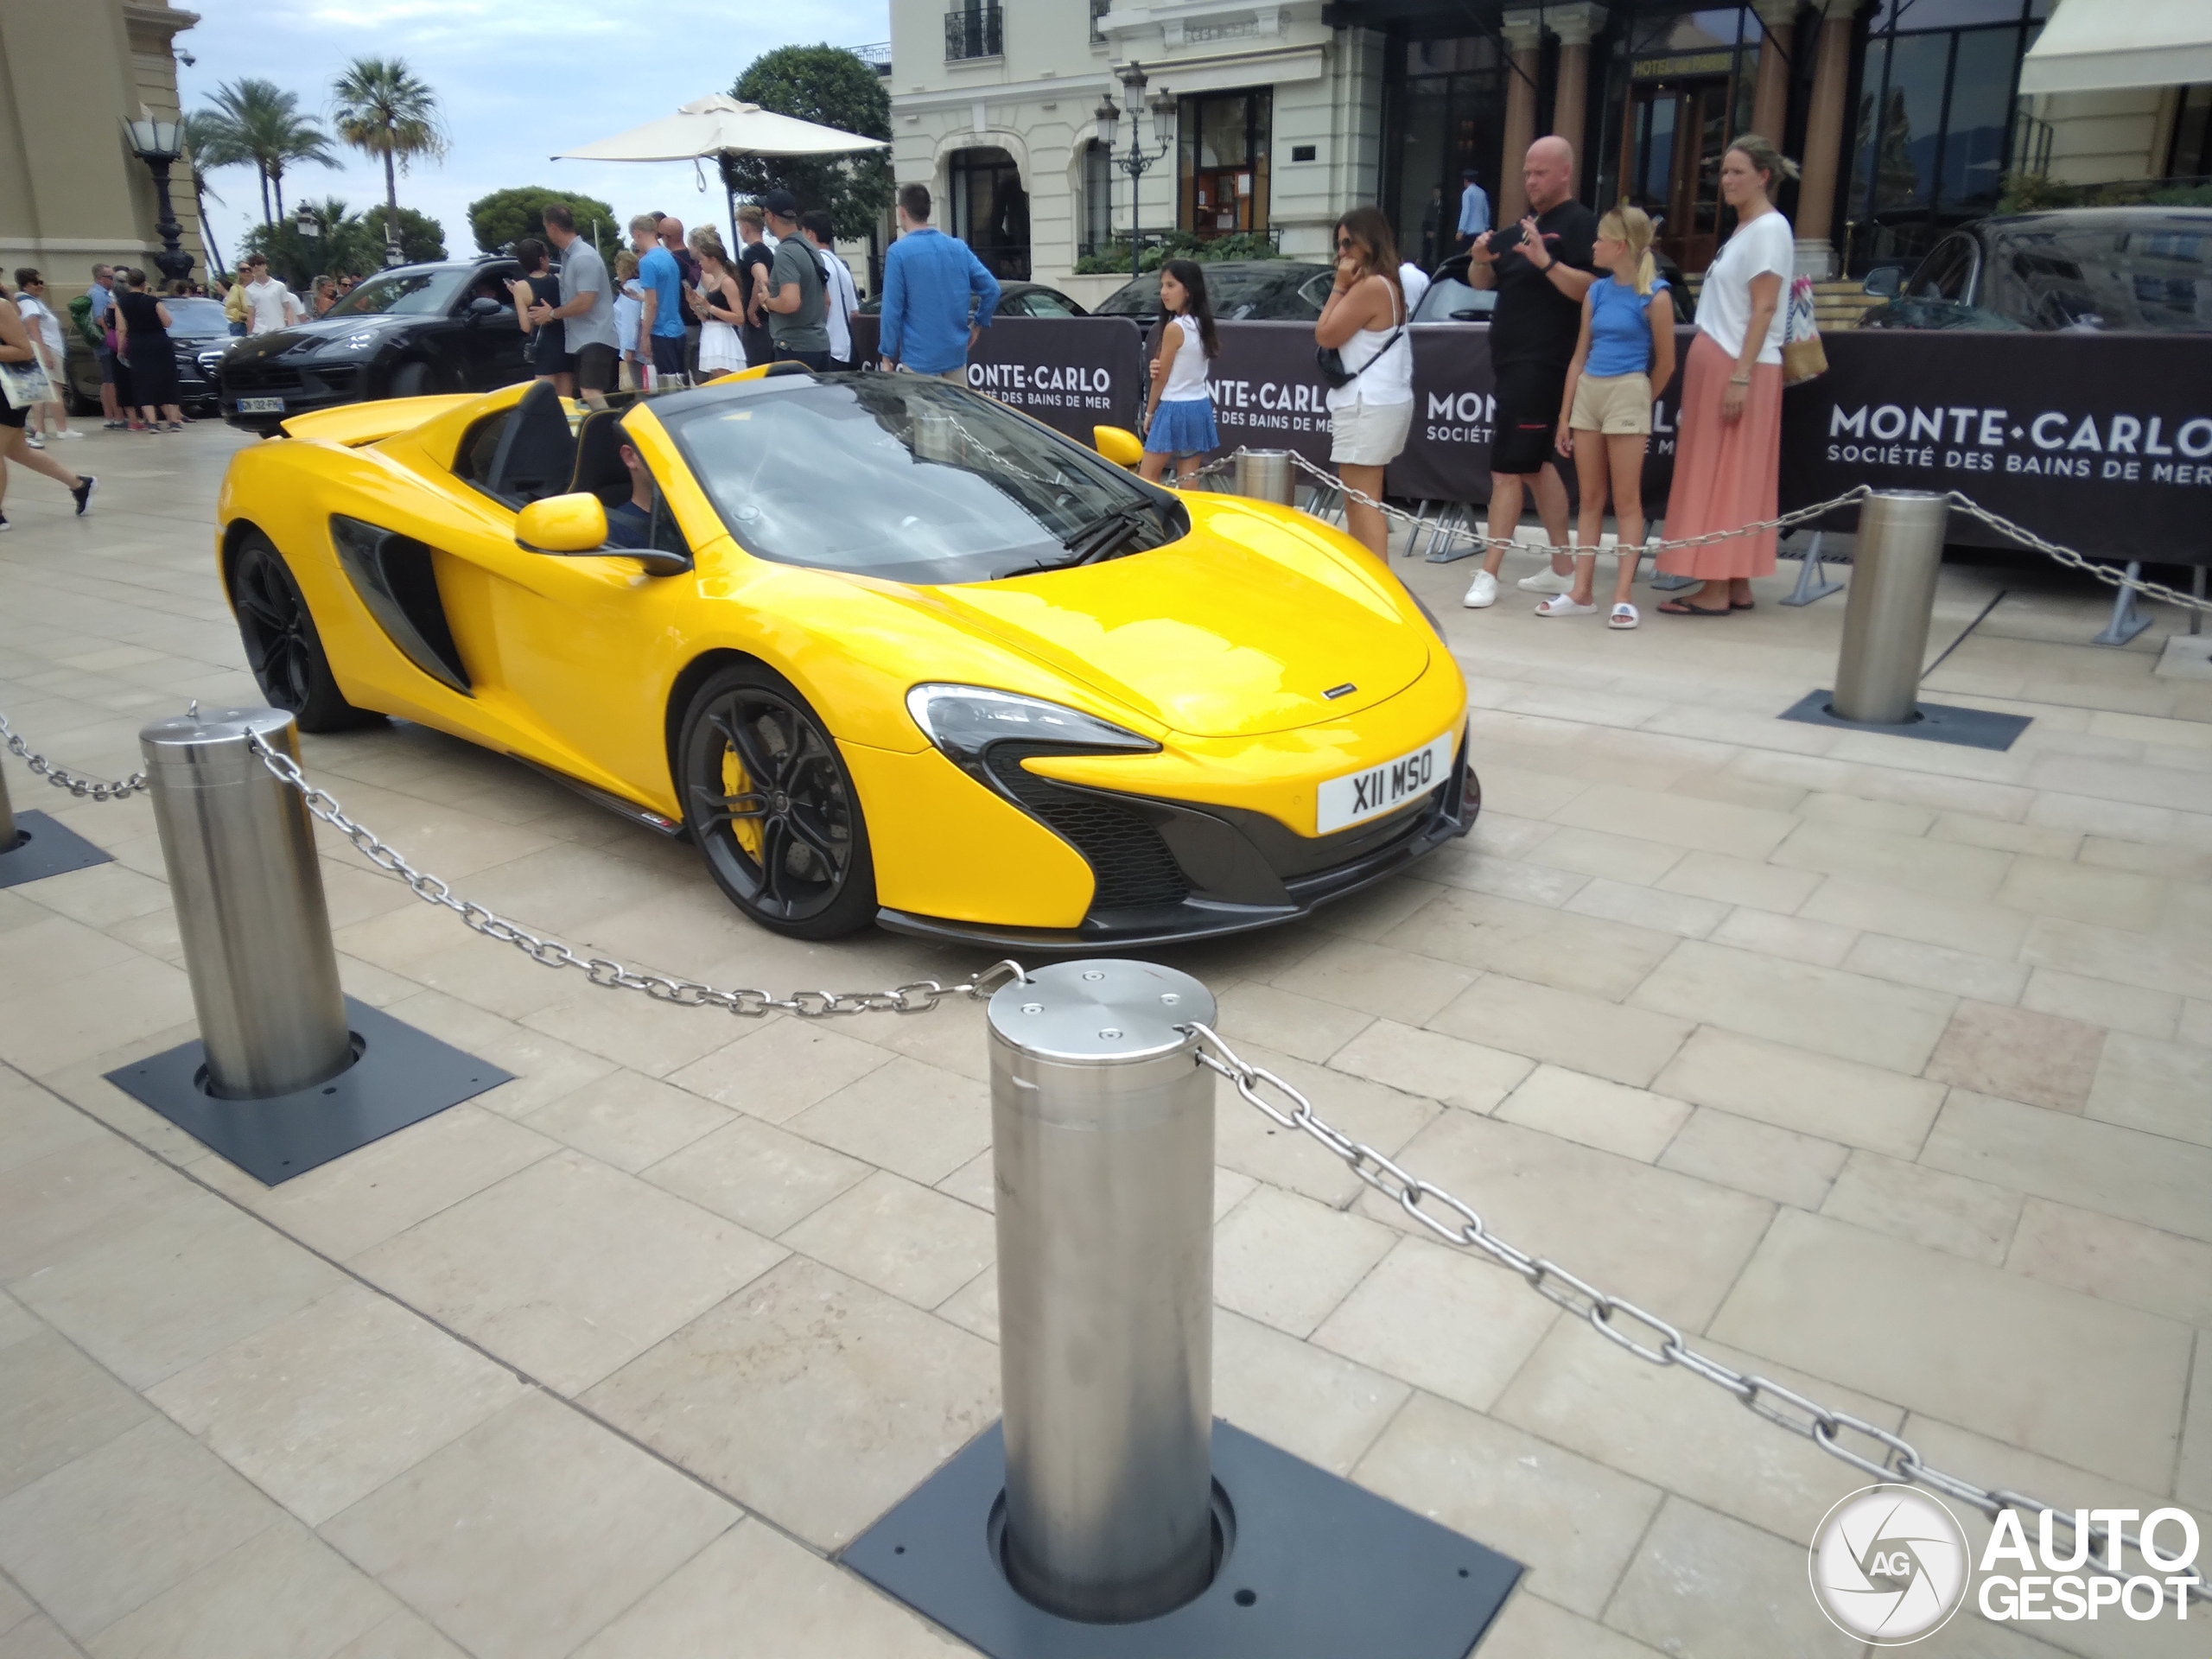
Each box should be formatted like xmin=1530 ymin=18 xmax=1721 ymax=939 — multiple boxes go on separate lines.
xmin=1862 ymin=265 xmax=1904 ymax=299
xmin=517 ymin=493 xmax=610 ymax=553
xmin=1092 ymin=425 xmax=1143 ymax=468
xmin=467 ymin=296 xmax=505 ymax=320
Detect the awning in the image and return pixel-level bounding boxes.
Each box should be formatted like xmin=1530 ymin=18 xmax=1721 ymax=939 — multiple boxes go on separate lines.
xmin=556 ymin=95 xmax=887 ymax=163
xmin=2018 ymin=0 xmax=2212 ymax=95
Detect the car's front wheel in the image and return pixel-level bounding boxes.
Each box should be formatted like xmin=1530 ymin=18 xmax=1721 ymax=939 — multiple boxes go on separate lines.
xmin=227 ymin=531 xmax=381 ymax=732
xmin=386 ymin=359 xmax=437 ymax=398
xmin=677 ymin=664 xmax=877 ymax=938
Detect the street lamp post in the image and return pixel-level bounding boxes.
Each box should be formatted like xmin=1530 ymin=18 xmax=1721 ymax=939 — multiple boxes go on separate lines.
xmin=122 ymin=114 xmax=195 ymax=287
xmin=1092 ymin=63 xmax=1177 ymax=280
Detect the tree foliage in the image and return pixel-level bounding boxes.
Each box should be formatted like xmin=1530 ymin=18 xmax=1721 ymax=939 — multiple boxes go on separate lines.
xmin=187 ymin=78 xmax=335 ymax=224
xmin=237 ymin=197 xmax=444 ymax=288
xmin=467 ymin=187 xmax=617 ymax=255
xmin=726 ymin=46 xmax=893 ymax=241
xmin=332 ymin=57 xmax=448 ymax=247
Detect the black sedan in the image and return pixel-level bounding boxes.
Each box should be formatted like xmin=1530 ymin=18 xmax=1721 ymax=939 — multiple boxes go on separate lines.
xmin=63 ymin=296 xmax=233 ymax=417
xmin=1091 ymin=261 xmax=1334 ymax=327
xmin=219 ymin=259 xmax=529 ymax=434
xmin=857 ymin=279 xmax=1090 ymax=320
xmin=1859 ymin=207 xmax=2212 ymax=333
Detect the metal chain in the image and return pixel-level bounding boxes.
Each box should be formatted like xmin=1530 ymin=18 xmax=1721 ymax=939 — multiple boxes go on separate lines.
xmin=0 ymin=713 xmax=149 ymax=802
xmin=1184 ymin=1021 xmax=2207 ymax=1608
xmin=247 ymin=736 xmax=1026 ymax=1018
xmin=1944 ymin=493 xmax=2212 ymax=613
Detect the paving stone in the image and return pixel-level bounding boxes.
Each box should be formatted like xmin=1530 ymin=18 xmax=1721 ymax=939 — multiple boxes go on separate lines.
xmin=2003 ymin=1198 xmax=2212 ymax=1328
xmin=1656 ymin=850 xmax=1823 ymax=913
xmin=1427 ymin=974 xmax=1694 ymax=1088
xmin=1267 ymin=935 xmax=1476 ymax=1025
xmin=518 ymin=1070 xmax=733 ymax=1173
xmin=1325 ymin=1018 xmax=1535 ymax=1114
xmin=1526 ymin=824 xmax=1688 ymax=886
xmin=1921 ymin=1090 xmax=2212 ymax=1243
xmin=782 ymin=1057 xmax=990 ymax=1185
xmin=1213 ymin=1185 xmax=1398 ymax=1338
xmin=1550 ymin=782 xmax=1797 ymax=859
xmin=779 ymin=1170 xmax=994 ymax=1310
xmin=320 ymin=1392 xmax=736 ymax=1659
xmin=1998 ymin=854 xmax=2164 ymax=931
xmin=1845 ymin=934 xmax=2030 ymax=1003
xmin=1310 ymin=1236 xmax=1560 ymax=1413
xmin=1925 ymin=1001 xmax=2106 ymax=1114
xmin=1820 ymin=1149 xmax=2022 ymax=1264
xmin=1799 ymin=874 xmax=2033 ymax=957
xmin=1211 ymin=1308 xmax=1409 ymax=1476
xmin=1472 ymin=1592 xmax=1662 ymax=1659
xmin=1654 ymin=1027 xmax=1946 ymax=1158
xmin=2083 ymin=1032 xmax=2212 ymax=1147
xmin=1604 ymin=1497 xmax=1859 ymax=1659
xmin=1656 ymin=1109 xmax=1847 ymax=1210
xmin=1384 ymin=887 xmax=1681 ymax=1000
xmin=1493 ymin=1065 xmax=1691 ymax=1162
xmin=641 ymin=1115 xmax=872 ymax=1237
xmin=1211 ymin=1041 xmax=1438 ymax=1206
xmin=85 ymin=1520 xmax=397 ymax=1659
xmin=661 ymin=1019 xmax=895 ymax=1121
xmin=1213 ymin=981 xmax=1376 ymax=1063
xmin=1630 ymin=939 xmax=1956 ymax=1074
xmin=0 ymin=1329 xmax=152 ymax=1503
xmin=1707 ymin=906 xmax=1857 ymax=966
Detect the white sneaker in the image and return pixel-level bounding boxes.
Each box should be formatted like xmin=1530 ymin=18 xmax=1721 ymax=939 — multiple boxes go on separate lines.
xmin=1462 ymin=569 xmax=1499 ymax=608
xmin=1516 ymin=566 xmax=1573 ymax=594
xmin=1535 ymin=594 xmax=1598 ymax=617
xmin=54 ymin=429 xmax=84 ymax=441
xmin=23 ymin=433 xmax=42 ymax=450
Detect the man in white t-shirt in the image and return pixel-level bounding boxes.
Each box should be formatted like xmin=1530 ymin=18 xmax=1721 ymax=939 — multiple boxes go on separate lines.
xmin=799 ymin=211 xmax=860 ymax=370
xmin=1398 ymin=260 xmax=1432 ymax=315
xmin=239 ymin=255 xmax=296 ymax=334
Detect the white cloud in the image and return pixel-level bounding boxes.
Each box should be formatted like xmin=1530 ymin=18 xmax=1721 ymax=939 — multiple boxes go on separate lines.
xmin=179 ymin=0 xmax=888 ymax=267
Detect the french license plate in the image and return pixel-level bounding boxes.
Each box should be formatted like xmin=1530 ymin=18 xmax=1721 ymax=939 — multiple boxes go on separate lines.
xmin=1316 ymin=731 xmax=1456 ymax=834
xmin=235 ymin=396 xmax=285 ymax=414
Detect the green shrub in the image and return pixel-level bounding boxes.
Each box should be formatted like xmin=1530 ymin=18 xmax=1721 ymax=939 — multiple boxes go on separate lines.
xmin=1074 ymin=229 xmax=1287 ymax=275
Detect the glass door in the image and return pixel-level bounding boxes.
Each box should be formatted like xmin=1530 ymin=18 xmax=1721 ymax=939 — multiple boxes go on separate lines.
xmin=1623 ymin=78 xmax=1732 ymax=271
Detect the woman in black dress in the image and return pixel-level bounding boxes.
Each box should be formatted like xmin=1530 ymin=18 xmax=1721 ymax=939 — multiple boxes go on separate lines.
xmin=114 ymin=269 xmax=184 ymax=432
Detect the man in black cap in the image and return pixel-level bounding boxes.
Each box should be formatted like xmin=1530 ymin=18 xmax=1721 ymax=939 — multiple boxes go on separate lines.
xmin=758 ymin=190 xmax=830 ymax=370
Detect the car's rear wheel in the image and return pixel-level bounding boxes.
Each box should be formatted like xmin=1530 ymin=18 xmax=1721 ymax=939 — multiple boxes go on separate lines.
xmin=386 ymin=359 xmax=436 ymax=398
xmin=677 ymin=664 xmax=876 ymax=938
xmin=227 ymin=531 xmax=381 ymax=732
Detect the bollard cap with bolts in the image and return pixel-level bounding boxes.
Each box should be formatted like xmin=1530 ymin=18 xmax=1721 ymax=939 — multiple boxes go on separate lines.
xmin=987 ymin=958 xmax=1213 ymax=1065
xmin=138 ymin=705 xmax=304 ymax=779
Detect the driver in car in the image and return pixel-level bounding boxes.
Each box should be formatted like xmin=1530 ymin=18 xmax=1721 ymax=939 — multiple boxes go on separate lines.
xmin=605 ymin=440 xmax=657 ymax=548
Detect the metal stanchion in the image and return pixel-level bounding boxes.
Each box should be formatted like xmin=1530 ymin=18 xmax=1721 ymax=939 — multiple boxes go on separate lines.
xmin=991 ymin=960 xmax=1217 ymax=1623
xmin=1233 ymin=448 xmax=1294 ymax=505
xmin=1831 ymin=490 xmax=1948 ymax=724
xmin=843 ymin=958 xmax=1522 ymax=1657
xmin=105 ymin=706 xmax=508 ymax=1184
xmin=141 ymin=708 xmax=353 ymax=1098
xmin=0 ymin=761 xmax=15 ymax=855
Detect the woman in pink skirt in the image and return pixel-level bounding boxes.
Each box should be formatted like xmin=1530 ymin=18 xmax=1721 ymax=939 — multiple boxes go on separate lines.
xmin=1656 ymin=134 xmax=1798 ymax=616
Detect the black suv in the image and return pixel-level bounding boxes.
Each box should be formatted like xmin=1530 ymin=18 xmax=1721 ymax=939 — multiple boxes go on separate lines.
xmin=220 ymin=257 xmax=531 ymax=434
xmin=1859 ymin=207 xmax=2212 ymax=333
xmin=63 ymin=295 xmax=232 ymax=417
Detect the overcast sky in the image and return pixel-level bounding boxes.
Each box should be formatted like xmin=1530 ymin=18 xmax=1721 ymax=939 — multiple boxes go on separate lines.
xmin=175 ymin=0 xmax=889 ymax=269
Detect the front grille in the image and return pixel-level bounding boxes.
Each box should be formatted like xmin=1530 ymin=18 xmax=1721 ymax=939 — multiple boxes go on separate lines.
xmin=985 ymin=744 xmax=1191 ymax=910
xmin=230 ymin=364 xmax=302 ymax=391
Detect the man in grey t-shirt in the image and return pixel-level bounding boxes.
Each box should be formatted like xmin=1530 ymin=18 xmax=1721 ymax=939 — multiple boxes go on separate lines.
xmin=532 ymin=202 xmax=619 ymax=404
xmin=758 ymin=190 xmax=830 ymax=370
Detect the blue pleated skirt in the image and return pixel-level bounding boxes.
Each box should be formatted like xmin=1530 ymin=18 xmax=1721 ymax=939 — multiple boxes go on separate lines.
xmin=1146 ymin=396 xmax=1219 ymax=457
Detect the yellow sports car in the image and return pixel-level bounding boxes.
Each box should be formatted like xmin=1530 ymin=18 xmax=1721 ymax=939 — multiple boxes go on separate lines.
xmin=214 ymin=370 xmax=1476 ymax=946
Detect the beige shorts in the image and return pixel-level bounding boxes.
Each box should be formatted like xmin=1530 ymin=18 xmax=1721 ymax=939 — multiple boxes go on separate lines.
xmin=1569 ymin=372 xmax=1653 ymax=435
xmin=1329 ymin=398 xmax=1414 ymax=467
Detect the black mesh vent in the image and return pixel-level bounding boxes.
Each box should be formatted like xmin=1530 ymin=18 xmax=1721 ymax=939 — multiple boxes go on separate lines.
xmin=985 ymin=744 xmax=1191 ymax=910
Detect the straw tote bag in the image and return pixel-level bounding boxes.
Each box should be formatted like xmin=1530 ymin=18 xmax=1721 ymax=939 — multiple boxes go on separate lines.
xmin=1781 ymin=273 xmax=1827 ymax=386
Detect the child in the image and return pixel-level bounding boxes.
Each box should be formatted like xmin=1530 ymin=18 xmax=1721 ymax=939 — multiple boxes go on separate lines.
xmin=1140 ymin=259 xmax=1220 ymax=486
xmin=1542 ymin=205 xmax=1676 ymax=629
xmin=611 ymin=251 xmax=643 ymax=392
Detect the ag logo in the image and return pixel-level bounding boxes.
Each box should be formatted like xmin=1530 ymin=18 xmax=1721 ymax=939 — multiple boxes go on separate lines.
xmin=1809 ymin=1484 xmax=1969 ymax=1644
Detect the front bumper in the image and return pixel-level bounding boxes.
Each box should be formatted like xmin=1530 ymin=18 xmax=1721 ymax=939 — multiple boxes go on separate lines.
xmin=877 ymin=732 xmax=1478 ymax=951
xmin=219 ymin=361 xmax=364 ymax=433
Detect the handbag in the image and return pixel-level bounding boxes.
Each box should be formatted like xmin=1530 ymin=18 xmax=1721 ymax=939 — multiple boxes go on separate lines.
xmin=1781 ymin=273 xmax=1827 ymax=386
xmin=0 ymin=355 xmax=55 ymax=411
xmin=1316 ymin=282 xmax=1405 ymax=389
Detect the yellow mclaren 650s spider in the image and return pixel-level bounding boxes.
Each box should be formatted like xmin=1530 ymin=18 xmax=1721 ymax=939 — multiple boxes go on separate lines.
xmin=214 ymin=368 xmax=1478 ymax=948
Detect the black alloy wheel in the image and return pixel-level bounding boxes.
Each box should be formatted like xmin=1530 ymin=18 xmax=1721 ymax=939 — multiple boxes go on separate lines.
xmin=228 ymin=531 xmax=379 ymax=731
xmin=677 ymin=664 xmax=876 ymax=938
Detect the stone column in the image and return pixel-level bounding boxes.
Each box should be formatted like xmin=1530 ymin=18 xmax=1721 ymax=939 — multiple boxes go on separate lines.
xmin=1497 ymin=10 xmax=1547 ymax=224
xmin=1793 ymin=0 xmax=1863 ymax=279
xmin=1750 ymin=0 xmax=1796 ymax=144
xmin=1548 ymin=3 xmax=1608 ymax=165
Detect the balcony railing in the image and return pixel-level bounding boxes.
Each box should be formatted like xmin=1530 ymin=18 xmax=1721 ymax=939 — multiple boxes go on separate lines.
xmin=945 ymin=6 xmax=1003 ymax=60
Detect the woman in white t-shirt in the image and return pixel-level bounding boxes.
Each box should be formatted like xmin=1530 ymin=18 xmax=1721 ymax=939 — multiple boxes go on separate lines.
xmin=1316 ymin=206 xmax=1414 ymax=559
xmin=1655 ymin=134 xmax=1798 ymax=617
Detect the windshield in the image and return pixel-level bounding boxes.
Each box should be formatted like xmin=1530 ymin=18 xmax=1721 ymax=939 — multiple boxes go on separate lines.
xmin=163 ymin=298 xmax=229 ymax=334
xmin=327 ymin=268 xmax=470 ymax=318
xmin=1094 ymin=264 xmax=1328 ymax=319
xmin=659 ymin=378 xmax=1179 ymax=584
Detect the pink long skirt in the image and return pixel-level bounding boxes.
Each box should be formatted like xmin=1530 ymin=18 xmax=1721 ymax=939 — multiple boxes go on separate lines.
xmin=1657 ymin=331 xmax=1784 ymax=581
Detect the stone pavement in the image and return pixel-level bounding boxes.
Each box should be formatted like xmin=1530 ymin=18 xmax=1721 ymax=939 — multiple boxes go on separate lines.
xmin=0 ymin=422 xmax=2207 ymax=1659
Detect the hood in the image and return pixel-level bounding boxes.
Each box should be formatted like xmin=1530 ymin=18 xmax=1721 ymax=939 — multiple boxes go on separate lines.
xmin=920 ymin=499 xmax=1430 ymax=739
xmin=223 ymin=316 xmax=403 ymax=360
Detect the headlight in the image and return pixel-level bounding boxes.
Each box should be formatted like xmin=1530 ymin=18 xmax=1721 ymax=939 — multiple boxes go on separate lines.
xmin=906 ymin=684 xmax=1158 ymax=783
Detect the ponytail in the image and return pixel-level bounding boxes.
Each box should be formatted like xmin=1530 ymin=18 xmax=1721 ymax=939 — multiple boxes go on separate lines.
xmin=1598 ymin=205 xmax=1659 ymax=297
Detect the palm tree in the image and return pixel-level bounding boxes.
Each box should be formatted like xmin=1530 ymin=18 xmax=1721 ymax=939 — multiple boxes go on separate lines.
xmin=180 ymin=111 xmax=232 ymax=275
xmin=331 ymin=58 xmax=448 ymax=263
xmin=192 ymin=79 xmax=335 ymax=226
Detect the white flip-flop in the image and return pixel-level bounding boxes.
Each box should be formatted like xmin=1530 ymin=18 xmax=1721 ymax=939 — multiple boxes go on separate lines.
xmin=1535 ymin=594 xmax=1597 ymax=617
xmin=1609 ymin=603 xmax=1639 ymax=630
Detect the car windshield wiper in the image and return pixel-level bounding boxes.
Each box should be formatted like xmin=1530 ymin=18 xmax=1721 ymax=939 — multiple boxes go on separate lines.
xmin=996 ymin=501 xmax=1160 ymax=577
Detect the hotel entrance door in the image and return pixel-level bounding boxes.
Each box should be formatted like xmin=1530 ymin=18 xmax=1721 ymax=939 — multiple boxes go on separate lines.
xmin=1620 ymin=78 xmax=1732 ymax=272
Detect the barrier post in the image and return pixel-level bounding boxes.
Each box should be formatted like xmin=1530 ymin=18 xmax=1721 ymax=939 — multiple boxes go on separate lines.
xmin=988 ymin=958 xmax=1217 ymax=1623
xmin=140 ymin=708 xmax=353 ymax=1098
xmin=1233 ymin=448 xmax=1295 ymax=505
xmin=0 ymin=760 xmax=15 ymax=854
xmin=1832 ymin=490 xmax=1948 ymax=725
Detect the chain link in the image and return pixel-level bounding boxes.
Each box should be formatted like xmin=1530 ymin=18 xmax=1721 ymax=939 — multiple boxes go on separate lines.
xmin=0 ymin=712 xmax=149 ymax=801
xmin=1183 ymin=1021 xmax=2206 ymax=1608
xmin=247 ymin=737 xmax=1026 ymax=1019
xmin=1944 ymin=493 xmax=2212 ymax=613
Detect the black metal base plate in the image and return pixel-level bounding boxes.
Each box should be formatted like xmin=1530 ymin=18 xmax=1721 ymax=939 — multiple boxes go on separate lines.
xmin=0 ymin=810 xmax=114 ymax=888
xmin=104 ymin=996 xmax=511 ymax=1185
xmin=1779 ymin=690 xmax=2031 ymax=752
xmin=842 ymin=1420 xmax=1522 ymax=1658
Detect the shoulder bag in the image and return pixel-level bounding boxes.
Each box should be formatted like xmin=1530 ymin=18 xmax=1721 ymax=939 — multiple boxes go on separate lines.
xmin=1781 ymin=272 xmax=1827 ymax=386
xmin=1317 ymin=280 xmax=1404 ymax=389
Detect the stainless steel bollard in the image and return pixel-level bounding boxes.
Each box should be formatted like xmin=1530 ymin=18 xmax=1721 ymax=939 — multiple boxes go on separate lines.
xmin=140 ymin=708 xmax=352 ymax=1099
xmin=0 ymin=760 xmax=16 ymax=852
xmin=1234 ymin=448 xmax=1295 ymax=505
xmin=1833 ymin=490 xmax=1950 ymax=724
xmin=988 ymin=959 xmax=1217 ymax=1624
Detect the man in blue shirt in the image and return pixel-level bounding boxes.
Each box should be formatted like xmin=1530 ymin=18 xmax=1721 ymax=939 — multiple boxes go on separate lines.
xmin=629 ymin=213 xmax=688 ymax=382
xmin=1457 ymin=170 xmax=1491 ymax=251
xmin=876 ymin=184 xmax=1000 ymax=380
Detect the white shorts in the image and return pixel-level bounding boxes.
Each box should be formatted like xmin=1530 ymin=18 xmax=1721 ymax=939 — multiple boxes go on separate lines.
xmin=1329 ymin=399 xmax=1414 ymax=467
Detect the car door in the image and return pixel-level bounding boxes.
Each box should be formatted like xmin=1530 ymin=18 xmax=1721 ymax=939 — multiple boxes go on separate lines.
xmin=452 ymin=268 xmax=529 ymax=389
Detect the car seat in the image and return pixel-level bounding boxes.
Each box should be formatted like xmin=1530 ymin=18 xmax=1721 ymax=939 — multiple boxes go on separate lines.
xmin=569 ymin=409 xmax=632 ymax=509
xmin=482 ymin=380 xmax=576 ymax=506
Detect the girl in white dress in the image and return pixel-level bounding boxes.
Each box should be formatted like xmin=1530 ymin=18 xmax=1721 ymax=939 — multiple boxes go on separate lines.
xmin=688 ymin=227 xmax=747 ymax=378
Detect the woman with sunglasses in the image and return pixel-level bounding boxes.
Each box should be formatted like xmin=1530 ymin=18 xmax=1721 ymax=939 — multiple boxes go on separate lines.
xmin=1315 ymin=207 xmax=1414 ymax=559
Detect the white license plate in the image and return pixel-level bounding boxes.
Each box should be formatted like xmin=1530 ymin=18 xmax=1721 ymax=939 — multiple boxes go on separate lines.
xmin=1316 ymin=731 xmax=1457 ymax=834
xmin=235 ymin=396 xmax=285 ymax=414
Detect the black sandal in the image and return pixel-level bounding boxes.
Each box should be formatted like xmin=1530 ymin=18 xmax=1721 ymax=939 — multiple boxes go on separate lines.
xmin=1657 ymin=600 xmax=1731 ymax=616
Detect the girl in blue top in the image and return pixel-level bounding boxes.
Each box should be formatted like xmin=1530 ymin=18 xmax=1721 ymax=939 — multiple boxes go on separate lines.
xmin=1543 ymin=206 xmax=1677 ymax=628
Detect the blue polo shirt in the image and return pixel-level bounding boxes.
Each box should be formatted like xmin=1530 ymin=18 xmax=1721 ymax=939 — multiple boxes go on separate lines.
xmin=637 ymin=245 xmax=686 ymax=340
xmin=878 ymin=226 xmax=1001 ymax=376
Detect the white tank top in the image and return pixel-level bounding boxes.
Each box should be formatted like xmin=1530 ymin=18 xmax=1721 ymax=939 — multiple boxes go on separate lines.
xmin=1326 ymin=279 xmax=1413 ymax=411
xmin=1158 ymin=314 xmax=1210 ymax=402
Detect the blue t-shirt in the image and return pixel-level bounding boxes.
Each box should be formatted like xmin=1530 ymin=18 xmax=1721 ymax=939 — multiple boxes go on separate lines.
xmin=637 ymin=245 xmax=686 ymax=340
xmin=1586 ymin=274 xmax=1668 ymax=378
